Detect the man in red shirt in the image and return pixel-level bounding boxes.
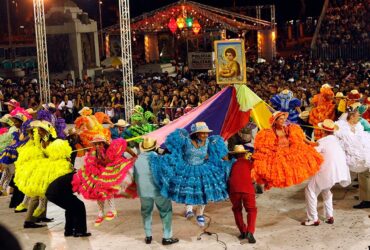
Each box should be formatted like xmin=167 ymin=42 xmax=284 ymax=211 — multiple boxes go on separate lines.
xmin=228 ymin=145 xmax=257 ymax=244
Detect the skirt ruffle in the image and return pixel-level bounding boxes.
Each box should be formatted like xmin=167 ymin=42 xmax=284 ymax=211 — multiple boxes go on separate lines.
xmin=253 ymin=143 xmax=322 ymax=189
xmin=150 ymin=156 xmax=229 ymax=205
xmin=72 ymin=156 xmax=135 ymax=201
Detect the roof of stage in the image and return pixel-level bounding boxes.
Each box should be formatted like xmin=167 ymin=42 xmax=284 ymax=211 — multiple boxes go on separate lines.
xmin=103 ymin=0 xmax=273 ymax=35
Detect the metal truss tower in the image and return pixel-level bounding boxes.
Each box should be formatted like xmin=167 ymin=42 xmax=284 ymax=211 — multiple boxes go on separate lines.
xmin=33 ymin=0 xmax=50 ymax=104
xmin=118 ymin=0 xmax=135 ymax=121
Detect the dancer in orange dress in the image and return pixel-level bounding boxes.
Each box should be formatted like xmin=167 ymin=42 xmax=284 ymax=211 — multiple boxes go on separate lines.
xmin=309 ymin=84 xmax=335 ymax=140
xmin=253 ymin=111 xmax=323 ymax=190
xmin=74 ymin=107 xmax=111 ymax=148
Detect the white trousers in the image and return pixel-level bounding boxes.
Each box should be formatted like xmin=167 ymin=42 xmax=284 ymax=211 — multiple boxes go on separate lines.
xmin=305 ymin=180 xmax=333 ymax=221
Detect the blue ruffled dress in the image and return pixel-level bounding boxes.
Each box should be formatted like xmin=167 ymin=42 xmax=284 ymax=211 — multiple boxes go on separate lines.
xmin=150 ymin=129 xmax=232 ymax=205
xmin=270 ymin=94 xmax=301 ymax=123
xmin=0 ymin=120 xmax=31 ymax=165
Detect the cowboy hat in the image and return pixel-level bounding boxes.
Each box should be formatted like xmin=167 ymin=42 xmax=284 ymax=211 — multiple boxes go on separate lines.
xmin=229 ymin=145 xmax=249 ymax=154
xmin=78 ymin=107 xmax=92 ymax=116
xmin=4 ymin=99 xmax=20 ymax=107
xmin=347 ymin=89 xmax=362 ymax=100
xmin=335 ymin=92 xmax=346 ymax=98
xmin=299 ymin=110 xmax=310 ymax=120
xmin=318 ymin=119 xmax=339 ymax=132
xmin=132 ymin=105 xmax=144 ymax=114
xmin=190 ymin=122 xmax=213 ymax=135
xmin=26 ymin=108 xmax=37 ymax=115
xmin=269 ymin=111 xmax=289 ymax=126
xmin=321 ymin=83 xmax=332 ymax=89
xmin=10 ymin=113 xmax=26 ymax=122
xmin=281 ymin=89 xmax=291 ymax=95
xmin=139 ymin=137 xmax=157 ymax=152
xmin=160 ymin=118 xmax=170 ymax=126
xmin=0 ymin=114 xmax=13 ymax=126
xmin=350 ymin=102 xmax=361 ymax=110
xmin=115 ymin=119 xmax=130 ymax=127
xmin=90 ymin=134 xmax=110 ymax=144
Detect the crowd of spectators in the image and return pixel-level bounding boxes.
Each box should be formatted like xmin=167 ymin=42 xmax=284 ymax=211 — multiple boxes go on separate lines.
xmin=1 ymin=55 xmax=369 ymax=124
xmin=316 ymin=0 xmax=369 ymax=47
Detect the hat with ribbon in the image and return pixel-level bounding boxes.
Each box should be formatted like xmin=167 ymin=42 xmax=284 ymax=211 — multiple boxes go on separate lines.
xmin=190 ymin=122 xmax=213 ymax=135
xmin=318 ymin=119 xmax=339 ymax=132
xmin=269 ymin=111 xmax=289 ymax=126
xmin=139 ymin=137 xmax=157 ymax=152
xmin=229 ymin=145 xmax=249 ymax=154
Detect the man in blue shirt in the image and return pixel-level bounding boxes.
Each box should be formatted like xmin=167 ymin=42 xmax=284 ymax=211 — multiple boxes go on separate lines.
xmin=110 ymin=119 xmax=131 ymax=140
xmin=134 ymin=137 xmax=179 ymax=246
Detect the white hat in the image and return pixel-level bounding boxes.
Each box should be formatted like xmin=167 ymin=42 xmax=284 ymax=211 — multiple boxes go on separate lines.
xmin=115 ymin=119 xmax=130 ymax=127
xmin=318 ymin=119 xmax=339 ymax=132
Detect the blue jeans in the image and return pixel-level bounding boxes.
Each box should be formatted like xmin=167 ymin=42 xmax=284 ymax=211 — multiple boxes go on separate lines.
xmin=140 ymin=196 xmax=172 ymax=238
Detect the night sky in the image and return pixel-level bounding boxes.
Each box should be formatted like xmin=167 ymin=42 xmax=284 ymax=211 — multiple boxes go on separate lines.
xmin=0 ymin=0 xmax=324 ymax=36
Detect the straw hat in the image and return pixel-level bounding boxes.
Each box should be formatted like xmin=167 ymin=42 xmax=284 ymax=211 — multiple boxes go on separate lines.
xmin=37 ymin=120 xmax=53 ymax=133
xmin=229 ymin=145 xmax=249 ymax=154
xmin=318 ymin=119 xmax=339 ymax=132
xmin=335 ymin=92 xmax=346 ymax=99
xmin=299 ymin=110 xmax=310 ymax=121
xmin=160 ymin=118 xmax=171 ymax=126
xmin=281 ymin=89 xmax=291 ymax=95
xmin=26 ymin=108 xmax=37 ymax=115
xmin=66 ymin=127 xmax=78 ymax=136
xmin=139 ymin=137 xmax=157 ymax=152
xmin=78 ymin=107 xmax=92 ymax=116
xmin=0 ymin=114 xmax=13 ymax=126
xmin=132 ymin=105 xmax=144 ymax=114
xmin=90 ymin=134 xmax=110 ymax=144
xmin=10 ymin=113 xmax=26 ymax=122
xmin=321 ymin=83 xmax=332 ymax=89
xmin=4 ymin=99 xmax=20 ymax=107
xmin=347 ymin=89 xmax=362 ymax=100
xmin=115 ymin=119 xmax=130 ymax=127
xmin=269 ymin=111 xmax=289 ymax=126
xmin=30 ymin=120 xmax=43 ymax=128
xmin=350 ymin=102 xmax=361 ymax=110
xmin=190 ymin=122 xmax=213 ymax=135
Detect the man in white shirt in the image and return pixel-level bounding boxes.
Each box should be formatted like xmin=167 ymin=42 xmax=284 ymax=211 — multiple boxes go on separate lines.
xmin=301 ymin=119 xmax=351 ymax=226
xmin=58 ymin=95 xmax=74 ymax=123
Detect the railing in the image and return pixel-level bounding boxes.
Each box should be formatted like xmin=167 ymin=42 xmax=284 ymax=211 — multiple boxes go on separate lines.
xmin=311 ymin=42 xmax=370 ymax=60
xmin=311 ymin=0 xmax=329 ymax=50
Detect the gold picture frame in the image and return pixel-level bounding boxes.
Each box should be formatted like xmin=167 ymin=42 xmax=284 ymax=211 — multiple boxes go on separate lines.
xmin=214 ymin=39 xmax=246 ymax=84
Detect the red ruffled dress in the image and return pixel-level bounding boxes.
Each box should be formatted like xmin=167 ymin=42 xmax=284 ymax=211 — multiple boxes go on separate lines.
xmin=252 ymin=124 xmax=323 ymax=190
xmin=72 ymin=138 xmax=137 ymax=200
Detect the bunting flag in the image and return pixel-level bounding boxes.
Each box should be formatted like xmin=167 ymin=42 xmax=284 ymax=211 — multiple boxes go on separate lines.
xmin=147 ymin=85 xmax=272 ymax=145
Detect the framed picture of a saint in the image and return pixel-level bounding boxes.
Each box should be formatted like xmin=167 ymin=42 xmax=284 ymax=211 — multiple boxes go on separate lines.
xmin=214 ymin=39 xmax=246 ymax=84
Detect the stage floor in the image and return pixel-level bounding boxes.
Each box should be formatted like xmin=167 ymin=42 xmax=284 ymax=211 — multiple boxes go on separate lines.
xmin=0 ymin=182 xmax=369 ymax=250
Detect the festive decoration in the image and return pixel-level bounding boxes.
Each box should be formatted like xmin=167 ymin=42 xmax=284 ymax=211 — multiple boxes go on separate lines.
xmin=176 ymin=16 xmax=186 ymax=29
xmin=186 ymin=16 xmax=193 ymax=27
xmin=168 ymin=17 xmax=177 ymax=33
xmin=192 ymin=19 xmax=201 ymax=34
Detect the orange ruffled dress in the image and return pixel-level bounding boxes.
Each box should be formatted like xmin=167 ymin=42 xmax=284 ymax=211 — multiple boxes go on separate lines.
xmin=309 ymin=88 xmax=335 ymax=140
xmin=75 ymin=115 xmax=111 ymax=147
xmin=253 ymin=124 xmax=323 ymax=189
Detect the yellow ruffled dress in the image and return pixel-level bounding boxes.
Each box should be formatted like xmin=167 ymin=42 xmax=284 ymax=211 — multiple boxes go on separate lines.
xmin=15 ymin=138 xmax=73 ymax=197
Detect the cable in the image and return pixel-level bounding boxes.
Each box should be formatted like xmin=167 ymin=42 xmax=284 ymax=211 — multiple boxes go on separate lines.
xmin=197 ymin=214 xmax=227 ymax=250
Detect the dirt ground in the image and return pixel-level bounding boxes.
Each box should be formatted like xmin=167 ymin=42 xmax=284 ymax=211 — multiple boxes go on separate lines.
xmin=1 ymin=182 xmax=370 ymax=250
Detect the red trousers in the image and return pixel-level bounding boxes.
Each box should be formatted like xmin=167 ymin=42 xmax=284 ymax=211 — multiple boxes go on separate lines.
xmin=229 ymin=192 xmax=257 ymax=234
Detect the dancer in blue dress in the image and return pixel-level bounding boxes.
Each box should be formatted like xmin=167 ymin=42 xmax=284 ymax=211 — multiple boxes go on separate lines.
xmin=270 ymin=89 xmax=301 ymax=123
xmin=150 ymin=122 xmax=232 ymax=227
